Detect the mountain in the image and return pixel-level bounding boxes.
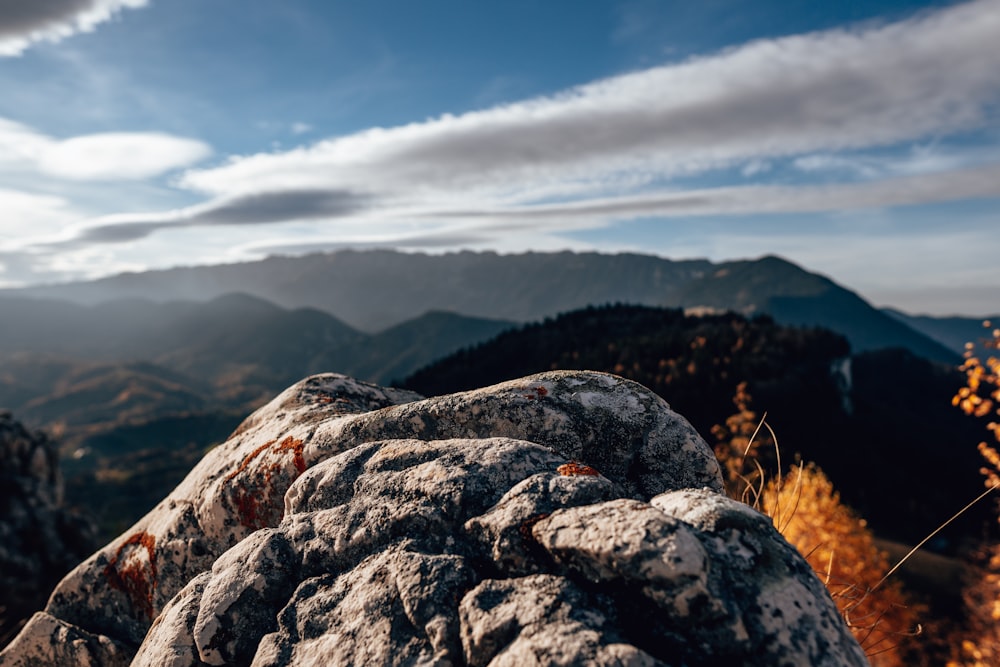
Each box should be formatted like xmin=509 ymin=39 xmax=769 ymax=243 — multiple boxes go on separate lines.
xmin=1 ymin=250 xmax=959 ymax=363
xmin=326 ymin=310 xmax=516 ymax=385
xmin=1 ymin=250 xmax=711 ymax=331
xmin=0 ymin=295 xmax=514 ymax=539
xmin=883 ymin=308 xmax=999 ymax=356
xmin=0 ymin=292 xmax=364 ymax=386
xmin=402 ymin=304 xmax=990 ymax=550
xmin=14 ymin=360 xmax=208 ymax=430
xmin=676 ymin=256 xmax=959 ymax=363
xmin=0 ymin=293 xmax=514 ymax=430
xmin=0 ymin=293 xmax=513 ymax=400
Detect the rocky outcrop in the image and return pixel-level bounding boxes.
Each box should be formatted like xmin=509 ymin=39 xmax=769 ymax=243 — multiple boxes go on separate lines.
xmin=0 ymin=412 xmax=94 ymax=649
xmin=0 ymin=371 xmax=868 ymax=666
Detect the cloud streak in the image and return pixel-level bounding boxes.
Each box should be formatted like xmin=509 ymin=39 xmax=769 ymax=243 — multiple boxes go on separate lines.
xmin=432 ymin=164 xmax=1000 ymax=223
xmin=0 ymin=117 xmax=211 ymax=181
xmin=57 ymin=188 xmax=370 ymax=245
xmin=0 ymin=0 xmax=149 ymax=56
xmin=180 ymin=0 xmax=1000 ymax=203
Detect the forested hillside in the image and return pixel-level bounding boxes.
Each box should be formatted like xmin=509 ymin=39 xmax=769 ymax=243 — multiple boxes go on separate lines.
xmin=404 ymin=304 xmax=989 ymax=549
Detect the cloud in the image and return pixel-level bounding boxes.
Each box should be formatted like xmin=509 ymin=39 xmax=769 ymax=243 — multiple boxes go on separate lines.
xmin=793 ymin=154 xmax=883 ymax=179
xmin=0 ymin=188 xmax=76 ymax=237
xmin=793 ymin=143 xmax=1000 ymax=180
xmin=42 ymin=160 xmax=1000 ymax=255
xmin=0 ymin=117 xmax=211 ymax=181
xmin=60 ymin=188 xmax=370 ymax=245
xmin=180 ymin=0 xmax=1000 ymax=202
xmin=39 ymin=132 xmax=211 ymax=180
xmin=0 ymin=0 xmax=149 ymax=56
xmin=416 ymin=163 xmax=1000 ymax=223
xmin=0 ymin=118 xmax=50 ymax=165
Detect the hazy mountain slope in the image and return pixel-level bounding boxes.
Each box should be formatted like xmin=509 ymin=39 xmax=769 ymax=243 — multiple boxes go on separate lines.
xmin=327 ymin=310 xmax=516 ymax=385
xmin=146 ymin=294 xmax=368 ymax=395
xmin=2 ymin=250 xmax=957 ymax=363
xmin=0 ymin=293 xmax=514 ymax=395
xmin=883 ymin=308 xmax=999 ymax=355
xmin=2 ymin=250 xmax=714 ymax=331
xmin=403 ymin=304 xmax=988 ymax=548
xmin=17 ymin=361 xmax=208 ymax=429
xmin=0 ymin=292 xmax=365 ymax=372
xmin=675 ymin=256 xmax=959 ymax=363
xmin=0 ymin=297 xmax=516 ymax=540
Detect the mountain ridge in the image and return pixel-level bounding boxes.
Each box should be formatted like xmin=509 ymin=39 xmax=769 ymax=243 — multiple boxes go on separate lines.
xmin=0 ymin=249 xmax=959 ymax=363
xmin=883 ymin=308 xmax=1000 ymax=356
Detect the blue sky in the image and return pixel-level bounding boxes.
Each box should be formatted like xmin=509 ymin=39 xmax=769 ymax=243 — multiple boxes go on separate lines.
xmin=0 ymin=0 xmax=998 ymax=316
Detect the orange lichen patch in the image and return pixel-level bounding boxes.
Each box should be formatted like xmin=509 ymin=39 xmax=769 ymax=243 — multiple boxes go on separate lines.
xmin=232 ymin=481 xmax=267 ymax=530
xmin=275 ymin=435 xmax=306 ymax=474
xmin=224 ymin=441 xmax=275 ymax=484
xmin=225 ymin=436 xmax=307 ymax=529
xmin=103 ymin=531 xmax=157 ymax=619
xmin=557 ymin=462 xmax=600 ymax=477
xmin=523 ymin=385 xmax=549 ymax=400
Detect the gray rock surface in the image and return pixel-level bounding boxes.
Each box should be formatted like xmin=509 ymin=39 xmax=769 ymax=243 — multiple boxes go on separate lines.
xmin=0 ymin=371 xmax=868 ymax=666
xmin=0 ymin=412 xmax=95 ymax=650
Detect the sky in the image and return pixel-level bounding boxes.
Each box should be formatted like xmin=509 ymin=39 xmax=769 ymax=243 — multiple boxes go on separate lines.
xmin=0 ymin=0 xmax=998 ymax=316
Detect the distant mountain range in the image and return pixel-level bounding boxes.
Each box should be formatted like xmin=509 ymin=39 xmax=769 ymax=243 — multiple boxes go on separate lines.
xmin=883 ymin=308 xmax=999 ymax=356
xmin=0 ymin=293 xmax=514 ymax=443
xmin=1 ymin=249 xmax=961 ymax=364
xmin=0 ymin=292 xmax=514 ymax=538
xmin=0 ymin=292 xmax=514 ymax=393
xmin=0 ymin=249 xmax=980 ymax=540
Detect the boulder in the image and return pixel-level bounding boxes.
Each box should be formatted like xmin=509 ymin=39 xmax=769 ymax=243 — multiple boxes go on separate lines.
xmin=0 ymin=371 xmax=867 ymax=666
xmin=0 ymin=412 xmax=94 ymax=650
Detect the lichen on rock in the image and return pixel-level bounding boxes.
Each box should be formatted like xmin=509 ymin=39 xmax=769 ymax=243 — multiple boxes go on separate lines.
xmin=0 ymin=371 xmax=868 ymax=666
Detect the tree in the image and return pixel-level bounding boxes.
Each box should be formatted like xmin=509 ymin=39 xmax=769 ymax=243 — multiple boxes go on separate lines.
xmin=947 ymin=322 xmax=1000 ymax=667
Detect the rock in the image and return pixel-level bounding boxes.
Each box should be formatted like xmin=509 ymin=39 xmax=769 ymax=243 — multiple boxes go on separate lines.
xmin=0 ymin=412 xmax=95 ymax=650
xmin=0 ymin=371 xmax=868 ymax=666
xmin=0 ymin=612 xmax=131 ymax=667
xmin=459 ymin=574 xmax=659 ymax=667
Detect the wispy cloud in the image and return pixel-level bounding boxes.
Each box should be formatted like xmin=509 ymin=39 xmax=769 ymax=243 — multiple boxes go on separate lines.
xmin=51 ymin=188 xmax=370 ymax=246
xmin=179 ymin=0 xmax=1000 ymax=203
xmin=0 ymin=0 xmax=150 ymax=56
xmin=412 ymin=164 xmax=1000 ymax=225
xmin=40 ymin=132 xmax=211 ymax=180
xmin=0 ymin=188 xmax=77 ymax=237
xmin=0 ymin=117 xmax=211 ymax=181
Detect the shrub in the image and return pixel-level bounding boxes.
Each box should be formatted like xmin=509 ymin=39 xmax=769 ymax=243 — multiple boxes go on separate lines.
xmin=762 ymin=463 xmax=923 ymax=666
xmin=714 ymin=384 xmax=923 ymax=665
xmin=946 ymin=322 xmax=1000 ymax=666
